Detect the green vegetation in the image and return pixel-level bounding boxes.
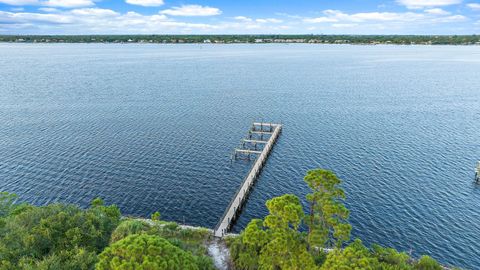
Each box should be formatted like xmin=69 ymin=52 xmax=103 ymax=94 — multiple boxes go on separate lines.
xmin=0 ymin=169 xmax=457 ymax=269
xmin=0 ymin=195 xmax=120 ymax=270
xmin=227 ymin=169 xmax=448 ymax=270
xmin=304 ymin=169 xmax=351 ymax=249
xmin=97 ymin=234 xmax=199 ymax=270
xmin=0 ymin=34 xmax=479 ymax=45
xmin=0 ymin=192 xmax=213 ymax=270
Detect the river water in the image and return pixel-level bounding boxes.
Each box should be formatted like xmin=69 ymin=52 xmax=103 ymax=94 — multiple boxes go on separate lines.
xmin=0 ymin=44 xmax=479 ymax=268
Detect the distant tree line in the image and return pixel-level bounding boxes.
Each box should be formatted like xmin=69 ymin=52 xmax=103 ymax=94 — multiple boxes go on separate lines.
xmin=0 ymin=35 xmax=479 ymax=45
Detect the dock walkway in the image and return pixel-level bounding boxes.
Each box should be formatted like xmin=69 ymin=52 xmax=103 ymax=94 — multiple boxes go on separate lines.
xmin=214 ymin=122 xmax=282 ymax=237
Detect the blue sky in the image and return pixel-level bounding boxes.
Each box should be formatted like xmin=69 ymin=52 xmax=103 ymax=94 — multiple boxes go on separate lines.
xmin=0 ymin=0 xmax=479 ymax=34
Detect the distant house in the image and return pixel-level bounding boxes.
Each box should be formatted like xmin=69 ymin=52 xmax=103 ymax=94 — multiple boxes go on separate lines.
xmin=203 ymin=39 xmax=211 ymax=43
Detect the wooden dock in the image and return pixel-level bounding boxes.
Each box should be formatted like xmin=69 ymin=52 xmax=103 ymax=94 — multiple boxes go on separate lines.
xmin=214 ymin=122 xmax=282 ymax=237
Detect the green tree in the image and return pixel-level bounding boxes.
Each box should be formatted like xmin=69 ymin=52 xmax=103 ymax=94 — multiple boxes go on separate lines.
xmin=96 ymin=234 xmax=199 ymax=270
xmin=91 ymin=197 xmax=104 ymax=207
xmin=321 ymin=239 xmax=380 ymax=270
xmin=304 ymin=169 xmax=351 ymax=249
xmin=0 ymin=198 xmax=120 ymax=269
xmin=0 ymin=192 xmax=17 ymax=218
xmin=151 ymin=211 xmax=161 ymax=221
xmin=241 ymin=194 xmax=316 ymax=270
xmin=414 ymin=256 xmax=442 ymax=270
xmin=110 ymin=219 xmax=150 ymax=243
xmin=20 ymin=248 xmax=98 ymax=270
xmin=372 ymin=244 xmax=412 ymax=269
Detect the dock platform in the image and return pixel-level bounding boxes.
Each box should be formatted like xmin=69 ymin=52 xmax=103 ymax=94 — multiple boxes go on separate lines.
xmin=214 ymin=122 xmax=282 ymax=237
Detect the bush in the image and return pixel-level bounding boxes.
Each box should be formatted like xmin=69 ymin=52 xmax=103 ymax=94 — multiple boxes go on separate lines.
xmin=415 ymin=256 xmax=442 ymax=270
xmin=0 ymin=198 xmax=120 ymax=269
xmin=96 ymin=234 xmax=199 ymax=270
xmin=22 ymin=248 xmax=98 ymax=270
xmin=110 ymin=219 xmax=149 ymax=243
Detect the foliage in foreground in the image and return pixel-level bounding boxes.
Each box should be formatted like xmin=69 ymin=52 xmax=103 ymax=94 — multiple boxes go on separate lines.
xmin=97 ymin=234 xmax=199 ymax=270
xmin=228 ymin=169 xmax=446 ymax=270
xmin=0 ymin=195 xmax=120 ymax=270
xmin=0 ymin=192 xmax=214 ymax=270
xmin=108 ymin=219 xmax=215 ymax=270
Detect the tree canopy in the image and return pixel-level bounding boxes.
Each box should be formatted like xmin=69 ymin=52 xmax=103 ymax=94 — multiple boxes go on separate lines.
xmin=96 ymin=234 xmax=199 ymax=270
xmin=304 ymin=169 xmax=351 ymax=249
xmin=228 ymin=168 xmax=447 ymax=270
xmin=0 ymin=196 xmax=121 ymax=270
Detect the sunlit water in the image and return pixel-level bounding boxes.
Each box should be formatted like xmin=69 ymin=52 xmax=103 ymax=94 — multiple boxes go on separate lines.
xmin=0 ymin=44 xmax=479 ymax=269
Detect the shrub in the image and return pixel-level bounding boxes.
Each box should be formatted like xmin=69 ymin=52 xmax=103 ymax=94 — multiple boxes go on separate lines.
xmin=96 ymin=234 xmax=199 ymax=270
xmin=415 ymin=255 xmax=442 ymax=270
xmin=110 ymin=219 xmax=149 ymax=243
xmin=0 ymin=199 xmax=120 ymax=269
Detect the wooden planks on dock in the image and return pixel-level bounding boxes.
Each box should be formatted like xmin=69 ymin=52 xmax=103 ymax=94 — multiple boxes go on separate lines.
xmin=214 ymin=123 xmax=282 ymax=237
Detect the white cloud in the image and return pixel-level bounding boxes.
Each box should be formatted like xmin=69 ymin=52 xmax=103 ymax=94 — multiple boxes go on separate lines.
xmin=160 ymin=5 xmax=221 ymax=16
xmin=303 ymin=17 xmax=338 ymax=23
xmin=0 ymin=0 xmax=39 ymax=5
xmin=0 ymin=5 xmax=475 ymax=35
xmin=345 ymin=11 xmax=425 ymax=21
xmin=424 ymin=8 xmax=450 ymax=15
xmin=0 ymin=0 xmax=94 ymax=7
xmin=0 ymin=10 xmax=73 ymax=23
xmin=47 ymin=0 xmax=94 ymax=7
xmin=38 ymin=7 xmax=59 ymax=12
xmin=70 ymin=8 xmax=118 ymax=16
xmin=397 ymin=0 xmax=462 ymax=9
xmin=467 ymin=3 xmax=480 ymax=10
xmin=43 ymin=0 xmax=94 ymax=7
xmin=255 ymin=18 xmax=282 ymax=23
xmin=0 ymin=8 xmax=227 ymax=34
xmin=432 ymin=14 xmax=467 ymax=22
xmin=234 ymin=16 xmax=252 ymax=22
xmin=234 ymin=16 xmax=282 ymax=23
xmin=305 ymin=10 xmax=425 ymax=24
xmin=125 ymin=0 xmax=164 ymax=7
xmin=300 ymin=9 xmax=469 ymax=34
xmin=332 ymin=23 xmax=359 ymax=28
xmin=303 ymin=8 xmax=469 ymax=26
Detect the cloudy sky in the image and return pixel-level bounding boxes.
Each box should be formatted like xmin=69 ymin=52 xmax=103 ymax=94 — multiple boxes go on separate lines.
xmin=0 ymin=0 xmax=479 ymax=34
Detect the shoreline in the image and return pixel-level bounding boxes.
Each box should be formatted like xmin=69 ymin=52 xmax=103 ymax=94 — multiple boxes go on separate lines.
xmin=1 ymin=41 xmax=479 ymax=46
xmin=1 ymin=34 xmax=479 ymax=46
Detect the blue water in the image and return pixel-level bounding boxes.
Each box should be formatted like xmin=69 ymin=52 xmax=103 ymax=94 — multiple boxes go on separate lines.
xmin=0 ymin=44 xmax=479 ymax=269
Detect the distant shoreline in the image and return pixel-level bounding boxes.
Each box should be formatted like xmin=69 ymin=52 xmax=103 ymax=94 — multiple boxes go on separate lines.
xmin=1 ymin=34 xmax=479 ymax=45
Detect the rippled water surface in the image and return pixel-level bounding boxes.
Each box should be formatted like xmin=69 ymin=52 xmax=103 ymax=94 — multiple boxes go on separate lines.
xmin=1 ymin=44 xmax=479 ymax=268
